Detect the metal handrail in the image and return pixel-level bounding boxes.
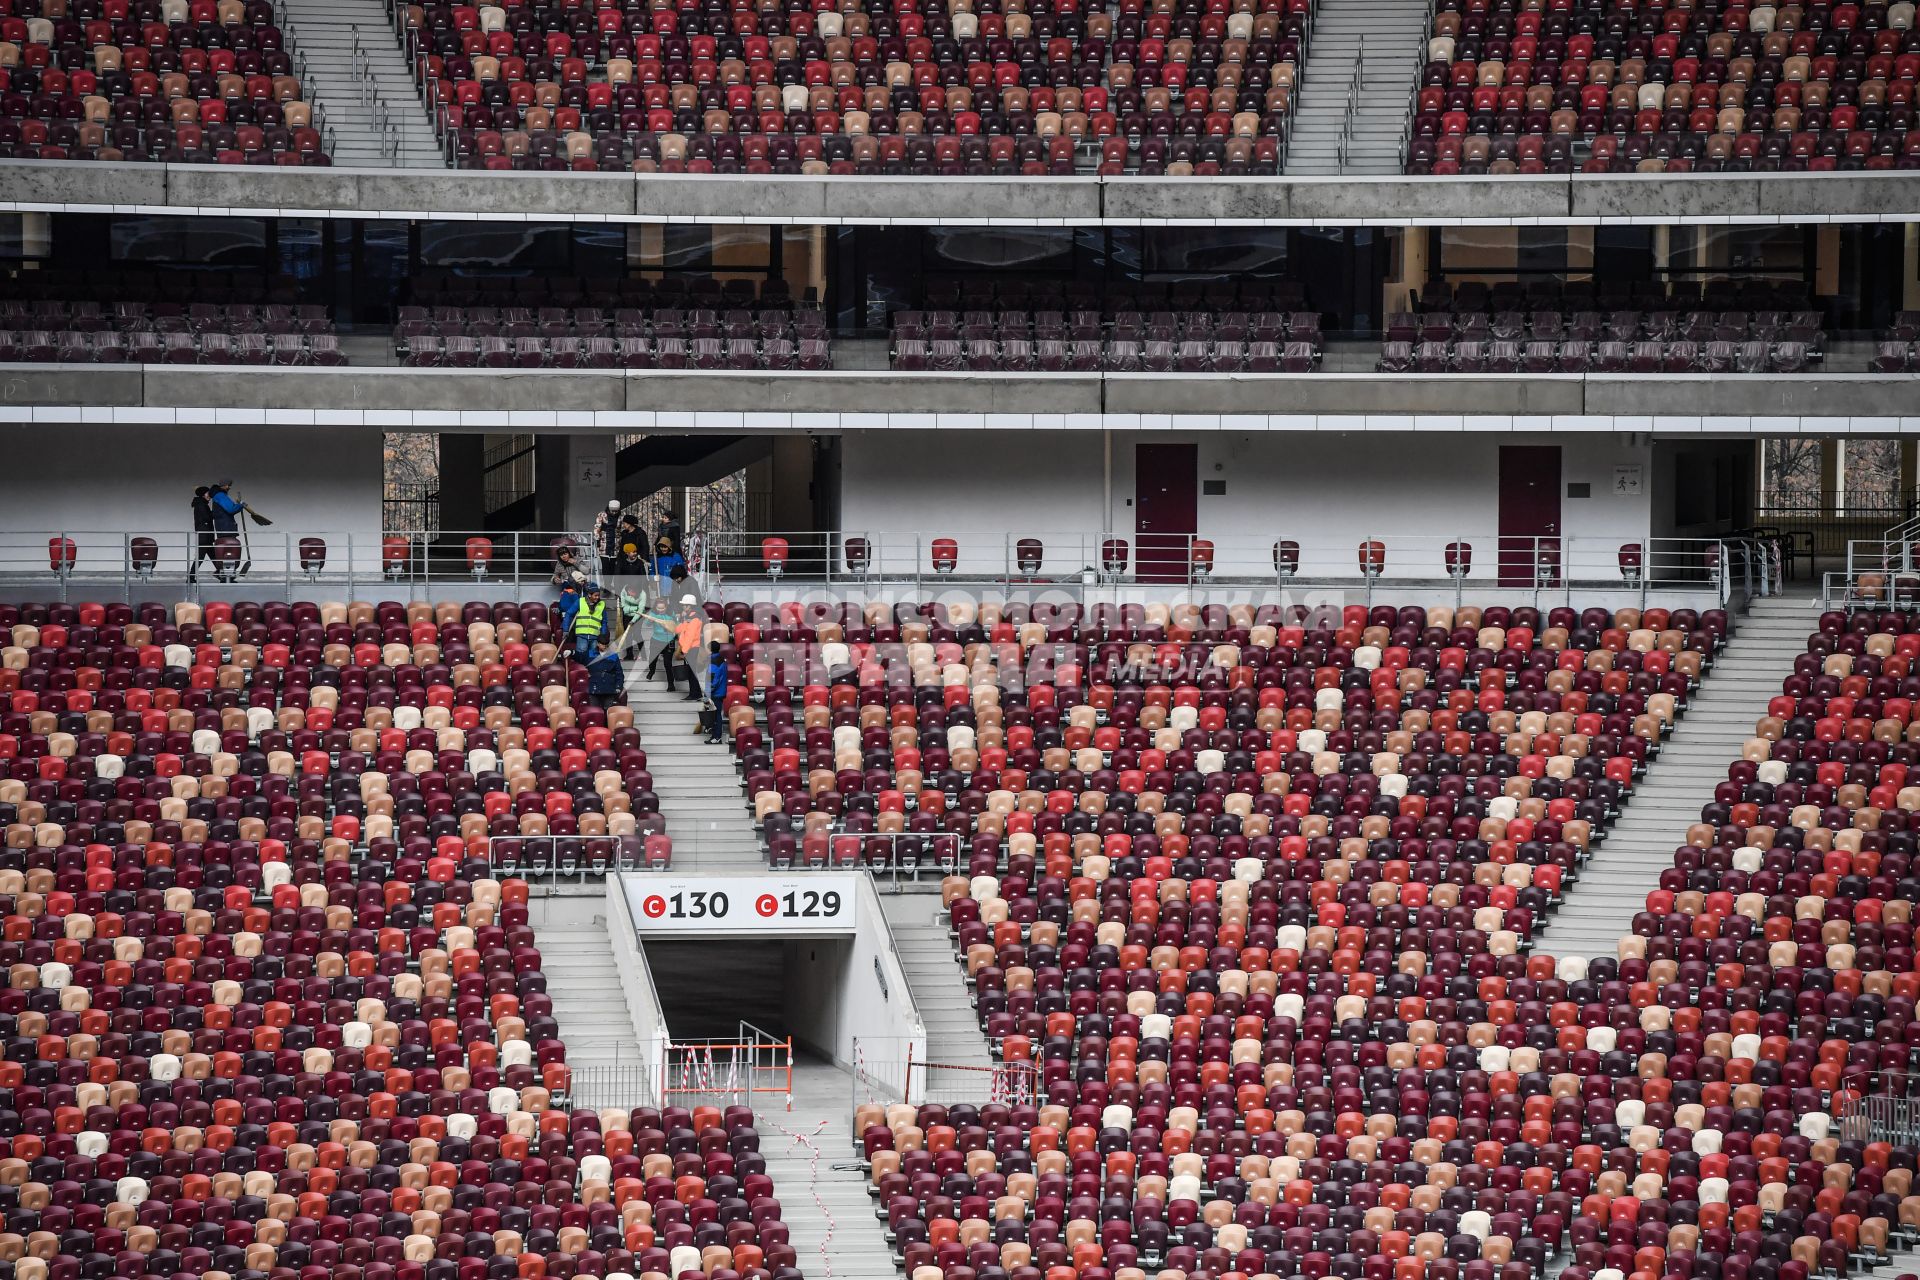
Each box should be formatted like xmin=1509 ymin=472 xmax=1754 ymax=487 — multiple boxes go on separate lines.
xmin=692 ymin=530 xmax=1730 ymax=605
xmin=1334 ymin=39 xmax=1365 ymax=170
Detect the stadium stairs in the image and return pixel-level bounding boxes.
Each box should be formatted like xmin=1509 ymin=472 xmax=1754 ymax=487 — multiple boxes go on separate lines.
xmin=626 ymin=675 xmax=767 ymax=870
xmin=1283 ymin=0 xmax=1428 ymax=174
xmin=1533 ymin=593 xmax=1821 ymax=957
xmin=282 ymin=0 xmax=445 ymax=165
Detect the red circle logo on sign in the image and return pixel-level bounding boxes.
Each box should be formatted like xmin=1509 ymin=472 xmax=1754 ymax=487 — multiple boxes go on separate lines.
xmin=755 ymin=894 xmax=779 ymax=917
xmin=642 ymin=895 xmax=666 ymax=919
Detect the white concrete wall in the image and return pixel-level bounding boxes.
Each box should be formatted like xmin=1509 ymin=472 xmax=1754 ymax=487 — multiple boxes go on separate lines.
xmin=0 ymin=423 xmax=384 ymax=575
xmin=840 ymin=430 xmax=1657 ymax=583
xmin=839 ymin=429 xmax=1109 ymax=577
xmin=782 ymin=876 xmax=925 ymax=1073
xmin=606 ymin=876 xmax=672 ymax=1105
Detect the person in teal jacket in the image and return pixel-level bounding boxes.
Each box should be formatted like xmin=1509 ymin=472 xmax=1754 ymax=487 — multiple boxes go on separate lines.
xmin=637 ymin=594 xmax=678 ymax=683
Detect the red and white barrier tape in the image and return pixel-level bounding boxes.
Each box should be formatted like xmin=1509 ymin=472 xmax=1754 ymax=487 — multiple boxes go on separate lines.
xmin=770 ymin=1116 xmax=835 ymax=1279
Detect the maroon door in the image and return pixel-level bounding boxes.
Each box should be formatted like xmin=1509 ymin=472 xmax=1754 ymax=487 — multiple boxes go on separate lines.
xmin=1135 ymin=443 xmax=1197 ymax=582
xmin=1497 ymin=445 xmax=1562 ymax=585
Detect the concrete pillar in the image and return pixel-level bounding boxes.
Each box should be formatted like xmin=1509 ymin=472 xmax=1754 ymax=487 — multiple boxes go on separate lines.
xmin=1820 ymin=438 xmax=1842 ymax=516
xmin=535 ymin=435 xmax=618 ymax=532
xmin=437 ymin=434 xmax=487 ymax=532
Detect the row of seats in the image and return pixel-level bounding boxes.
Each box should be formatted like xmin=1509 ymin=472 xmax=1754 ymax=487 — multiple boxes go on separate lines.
xmin=1383 ymin=311 xmax=1825 ymax=346
xmin=1376 ymin=339 xmax=1818 ymax=374
xmin=0 ymin=0 xmax=332 ymax=165
xmin=888 ymin=306 xmax=1324 ymax=370
xmin=0 ymin=598 xmax=812 ymax=1280
xmin=920 ymin=278 xmax=1314 ymax=315
xmin=0 ymin=302 xmax=332 ymax=335
xmin=394 ymin=305 xmax=827 ymax=341
xmin=892 ymin=337 xmax=1319 ymax=372
xmin=0 ymin=330 xmax=347 ymax=364
xmin=400 ymin=0 xmax=1315 ymax=174
xmin=396 ymin=333 xmax=831 ymax=369
xmin=892 ymin=310 xmax=1325 ymax=343
xmin=1408 ymin=0 xmax=1920 ymax=174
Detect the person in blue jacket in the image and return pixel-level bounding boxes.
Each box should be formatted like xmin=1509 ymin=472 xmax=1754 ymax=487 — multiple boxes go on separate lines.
xmin=586 ymin=637 xmax=626 ymax=710
xmin=209 ymin=481 xmax=246 ymax=533
xmin=652 ymin=535 xmax=687 ymax=596
xmin=556 ymin=578 xmax=582 ymax=642
xmin=703 ymin=644 xmax=729 ymax=744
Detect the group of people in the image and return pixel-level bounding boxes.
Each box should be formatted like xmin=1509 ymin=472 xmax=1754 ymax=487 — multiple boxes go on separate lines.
xmin=187 ymin=480 xmax=255 ymax=582
xmin=555 ymin=539 xmax=729 ymax=745
xmin=594 ymin=500 xmax=688 ymax=585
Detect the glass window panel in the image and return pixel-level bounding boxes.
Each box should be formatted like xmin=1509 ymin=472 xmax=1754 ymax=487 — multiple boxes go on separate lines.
xmin=110 ymin=216 xmax=266 ymax=267
xmin=924 ymin=227 xmax=1074 ymax=273
xmin=1759 ymin=438 xmax=1824 ymax=509
xmin=1141 ymin=227 xmax=1288 ymax=276
xmin=417 ymin=222 xmax=572 ymax=271
xmin=1841 ymin=439 xmax=1903 ymax=514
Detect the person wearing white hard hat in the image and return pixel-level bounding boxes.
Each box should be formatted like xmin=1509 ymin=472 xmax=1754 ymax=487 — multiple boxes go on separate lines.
xmin=594 ymin=499 xmax=625 ymax=579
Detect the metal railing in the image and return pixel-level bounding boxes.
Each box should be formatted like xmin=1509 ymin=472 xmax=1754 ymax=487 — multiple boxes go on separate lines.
xmin=1334 ymin=39 xmax=1366 ymax=171
xmin=16 ymin=528 xmax=597 ymax=602
xmin=853 ymin=1037 xmax=1039 ymax=1110
xmin=1767 ymin=502 xmax=1917 ymax=563
xmin=697 ymin=531 xmax=1733 ymax=605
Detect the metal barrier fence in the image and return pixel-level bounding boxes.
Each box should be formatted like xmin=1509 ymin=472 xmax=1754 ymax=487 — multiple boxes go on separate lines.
xmin=663 ymin=1023 xmax=794 ymax=1111
xmin=1833 ymin=1073 xmax=1920 ymax=1144
xmin=701 ymin=531 xmax=1733 ymax=605
xmin=565 ymin=1059 xmax=664 ymax=1112
xmin=853 ymin=1039 xmax=1039 ymax=1110
xmin=485 ymin=834 xmax=669 ymax=885
xmin=483 ymin=831 xmax=975 ymax=885
xmin=10 ymin=529 xmax=598 ymax=601
xmin=556 ymin=1029 xmax=794 ymax=1112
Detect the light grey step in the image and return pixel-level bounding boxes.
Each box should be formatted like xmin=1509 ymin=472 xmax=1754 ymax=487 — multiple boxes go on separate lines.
xmin=1535 ymin=611 xmax=1810 ymax=958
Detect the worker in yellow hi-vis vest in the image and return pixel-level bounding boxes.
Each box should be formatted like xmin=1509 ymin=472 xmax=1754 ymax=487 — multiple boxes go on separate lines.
xmin=568 ymin=582 xmax=611 ymax=662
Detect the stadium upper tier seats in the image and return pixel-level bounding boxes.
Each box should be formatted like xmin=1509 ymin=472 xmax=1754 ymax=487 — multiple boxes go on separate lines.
xmin=703 ymin=601 xmax=1723 ymax=880
xmin=1408 ymin=0 xmax=1920 ymax=174
xmin=0 ymin=0 xmax=330 ymax=164
xmin=1873 ymin=311 xmax=1920 ymax=370
xmin=889 ymin=282 xmax=1322 ymax=371
xmin=0 ymin=597 xmax=805 ymax=1280
xmin=396 ymin=271 xmax=830 ymax=370
xmin=1378 ymin=279 xmax=1825 ymax=375
xmin=856 ymin=602 xmax=1920 ymax=1280
xmin=398 ymin=0 xmax=1313 ymax=174
xmin=0 ymin=270 xmax=344 ymax=365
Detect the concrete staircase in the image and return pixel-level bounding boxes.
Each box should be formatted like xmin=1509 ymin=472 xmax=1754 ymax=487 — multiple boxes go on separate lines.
xmin=1283 ymin=0 xmax=1428 ymax=175
xmin=765 ymin=1061 xmax=900 ymax=1280
xmin=280 ymin=0 xmax=444 ymax=166
xmin=528 ymin=895 xmax=652 ymax=1070
xmin=1534 ymin=596 xmax=1819 ymax=959
xmin=624 ymin=673 xmax=766 ymax=871
xmin=881 ymin=894 xmax=991 ymax=1072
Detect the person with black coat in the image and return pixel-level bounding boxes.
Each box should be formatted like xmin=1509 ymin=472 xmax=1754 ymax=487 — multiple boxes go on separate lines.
xmin=189 ymin=486 xmax=215 ymax=583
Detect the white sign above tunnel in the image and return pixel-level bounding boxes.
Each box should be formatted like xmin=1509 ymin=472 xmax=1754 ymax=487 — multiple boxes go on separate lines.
xmin=622 ymin=874 xmax=860 ymax=935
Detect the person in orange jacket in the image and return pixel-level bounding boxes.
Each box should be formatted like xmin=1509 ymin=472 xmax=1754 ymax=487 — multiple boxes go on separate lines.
xmin=672 ymin=597 xmax=705 ymax=701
